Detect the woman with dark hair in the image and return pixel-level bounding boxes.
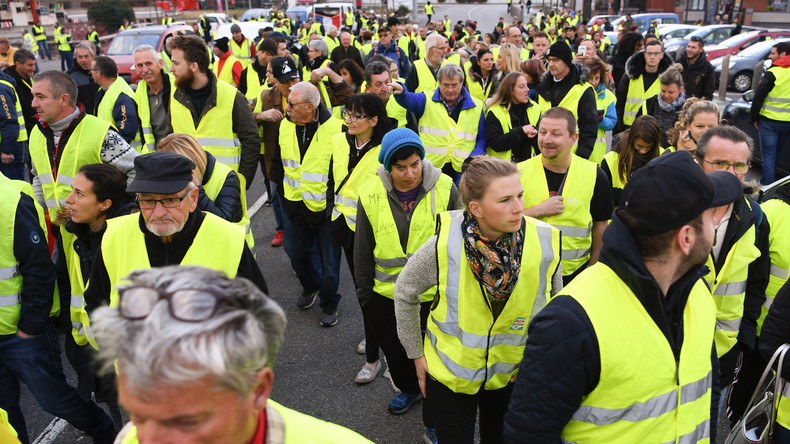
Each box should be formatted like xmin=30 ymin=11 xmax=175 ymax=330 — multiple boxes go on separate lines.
xmin=329 ymin=93 xmax=394 ymax=384
xmin=520 ymin=58 xmax=546 ymax=101
xmin=466 ymin=48 xmax=502 ymax=102
xmin=600 ymin=115 xmax=661 ymax=205
xmin=56 ymin=163 xmax=130 ymax=430
xmin=485 ymin=72 xmax=541 ymax=162
xmin=338 ymin=59 xmax=365 ymax=93
xmin=608 ymin=32 xmax=645 ymax=87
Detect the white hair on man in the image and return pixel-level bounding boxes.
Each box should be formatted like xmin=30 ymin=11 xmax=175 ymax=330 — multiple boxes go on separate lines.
xmin=309 ymin=38 xmax=329 ymax=56
xmin=290 ymin=81 xmax=321 ymax=107
xmin=133 ymin=44 xmax=161 ymax=62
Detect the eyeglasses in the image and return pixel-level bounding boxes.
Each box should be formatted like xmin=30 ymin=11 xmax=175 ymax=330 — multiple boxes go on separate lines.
xmin=118 ymin=286 xmax=233 ymax=322
xmin=702 ymin=159 xmax=750 ymax=174
xmin=286 ymin=101 xmax=312 ymax=108
xmin=342 ymin=111 xmax=370 ymax=122
xmin=137 ymin=190 xmax=190 ymax=210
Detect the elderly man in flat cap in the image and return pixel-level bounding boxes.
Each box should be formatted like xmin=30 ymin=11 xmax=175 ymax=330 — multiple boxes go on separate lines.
xmin=84 ymin=151 xmax=266 ymax=313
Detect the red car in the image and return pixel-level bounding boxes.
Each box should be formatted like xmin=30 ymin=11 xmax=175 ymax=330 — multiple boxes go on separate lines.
xmin=704 ymin=29 xmax=790 ymax=61
xmin=105 ymin=24 xmax=194 ymax=84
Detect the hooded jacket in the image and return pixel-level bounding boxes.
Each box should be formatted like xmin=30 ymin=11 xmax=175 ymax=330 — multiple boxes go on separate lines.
xmin=679 ymin=51 xmax=716 ymax=100
xmin=503 ymin=213 xmax=721 ymax=443
xmin=614 ymin=50 xmax=674 ymax=134
xmin=534 ymin=62 xmax=598 ymax=159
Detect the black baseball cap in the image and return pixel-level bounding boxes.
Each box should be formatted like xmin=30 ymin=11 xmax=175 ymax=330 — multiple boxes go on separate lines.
xmin=620 ymin=150 xmax=743 ymax=235
xmin=126 ymin=152 xmax=196 ymax=195
xmin=271 ymin=56 xmax=300 ymax=83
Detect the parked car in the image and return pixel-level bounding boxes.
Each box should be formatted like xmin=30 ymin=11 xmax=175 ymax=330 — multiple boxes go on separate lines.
xmin=657 ymin=24 xmax=701 ymax=41
xmin=286 ymin=6 xmax=312 ymax=22
xmin=664 ymin=24 xmax=760 ymax=61
xmin=214 ymin=21 xmax=273 ymax=42
xmin=712 ymin=38 xmax=789 ymax=92
xmin=703 ymin=29 xmax=790 ymax=61
xmin=105 ymin=25 xmax=194 ymax=84
xmin=722 ymin=90 xmax=790 ymax=178
xmin=604 ymin=12 xmax=680 ymax=45
xmin=241 ymin=8 xmax=272 ymax=21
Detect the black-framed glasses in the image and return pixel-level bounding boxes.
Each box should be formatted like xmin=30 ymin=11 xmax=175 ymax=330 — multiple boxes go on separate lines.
xmin=137 ymin=190 xmax=190 ymax=210
xmin=342 ymin=110 xmax=370 ymax=122
xmin=118 ymin=286 xmax=232 ymax=322
xmin=702 ymin=159 xmax=750 ymax=174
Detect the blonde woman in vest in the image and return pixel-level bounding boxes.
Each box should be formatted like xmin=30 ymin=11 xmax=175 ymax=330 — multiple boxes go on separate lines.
xmin=328 ymin=94 xmax=393 ymax=383
xmin=467 ymin=48 xmax=502 ymax=103
xmin=55 ymin=164 xmax=130 ymax=430
xmin=395 ymin=156 xmax=562 ymax=443
xmin=600 ymin=115 xmax=662 ymax=206
xmin=582 ymin=57 xmax=616 ymax=164
xmin=484 ymin=72 xmax=540 ymax=162
xmin=155 ymin=134 xmax=253 ymax=252
xmin=665 ymin=98 xmax=720 ymax=155
xmin=496 ymin=43 xmax=522 ymax=74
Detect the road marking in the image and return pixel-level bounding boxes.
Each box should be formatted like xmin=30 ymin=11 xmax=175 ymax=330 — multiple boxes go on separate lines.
xmin=249 ymin=192 xmax=269 ymax=218
xmin=467 ymin=6 xmax=480 ymax=19
xmin=33 ymin=418 xmax=67 ymax=444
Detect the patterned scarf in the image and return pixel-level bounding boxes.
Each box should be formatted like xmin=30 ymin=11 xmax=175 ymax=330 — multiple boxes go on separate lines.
xmin=461 ymin=211 xmax=524 ymax=304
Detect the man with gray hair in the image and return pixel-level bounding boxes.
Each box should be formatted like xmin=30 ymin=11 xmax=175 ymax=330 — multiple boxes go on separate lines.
xmin=392 ymin=63 xmax=485 ymax=176
xmin=270 ymin=81 xmax=345 ymax=327
xmin=133 ymin=44 xmax=174 ymax=152
xmin=29 ymin=70 xmax=138 ymax=213
xmin=405 ymin=33 xmax=448 ymax=93
xmin=364 ymin=60 xmax=414 ymax=130
xmin=68 ymin=42 xmax=98 ymax=114
xmin=92 ymin=266 xmax=372 ymax=443
xmin=303 ymin=38 xmax=352 ymax=115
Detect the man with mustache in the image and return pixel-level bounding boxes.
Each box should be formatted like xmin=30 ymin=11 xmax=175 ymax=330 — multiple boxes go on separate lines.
xmin=84 ymin=151 xmax=267 ymax=312
xmin=132 ymin=45 xmax=174 ymax=153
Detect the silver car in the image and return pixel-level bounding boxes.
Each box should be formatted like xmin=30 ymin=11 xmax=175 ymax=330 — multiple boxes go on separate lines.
xmin=712 ymin=38 xmax=790 ymax=92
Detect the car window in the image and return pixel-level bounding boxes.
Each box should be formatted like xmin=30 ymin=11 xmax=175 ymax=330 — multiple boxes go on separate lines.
xmin=105 ymin=34 xmax=160 ymax=55
xmin=712 ymin=28 xmax=732 ymax=42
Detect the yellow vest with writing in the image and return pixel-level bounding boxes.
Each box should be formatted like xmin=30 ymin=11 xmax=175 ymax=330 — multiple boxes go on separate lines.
xmin=29 ymin=115 xmax=110 ymax=211
xmin=362 ymin=172 xmax=452 ymax=301
xmin=426 ymin=210 xmax=560 ymax=394
xmin=101 ymin=213 xmax=244 ymax=307
xmin=0 ymin=79 xmax=27 ymax=142
xmin=97 ymin=77 xmax=142 ymax=152
xmin=560 ymin=263 xmax=714 ymax=443
xmin=171 ymin=80 xmax=243 ymax=171
xmin=519 ymin=154 xmax=597 ymax=275
xmin=279 ymin=116 xmax=344 ymax=212
xmin=704 ymin=199 xmax=760 ymax=357
xmin=485 ymin=102 xmax=540 ymax=160
xmin=418 ymin=90 xmax=482 ymax=172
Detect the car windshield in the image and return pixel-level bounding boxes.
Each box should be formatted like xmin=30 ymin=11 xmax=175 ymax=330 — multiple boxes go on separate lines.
xmin=716 ymin=32 xmax=758 ymax=47
xmin=685 ymin=26 xmax=721 ymax=39
xmin=314 ymin=6 xmax=340 ymax=16
xmin=105 ymin=34 xmax=160 ymax=55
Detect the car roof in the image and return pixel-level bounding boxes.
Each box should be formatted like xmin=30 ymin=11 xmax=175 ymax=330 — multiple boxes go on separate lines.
xmin=118 ymin=24 xmax=191 ymax=35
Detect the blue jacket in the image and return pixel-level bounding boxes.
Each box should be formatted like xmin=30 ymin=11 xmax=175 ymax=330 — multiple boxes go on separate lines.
xmin=365 ymin=41 xmax=411 ymax=78
xmin=0 ymin=71 xmax=22 ymax=163
xmin=393 ymin=84 xmax=486 ymax=156
xmin=596 ymin=84 xmax=617 ymax=132
xmin=94 ymin=86 xmax=140 ymax=144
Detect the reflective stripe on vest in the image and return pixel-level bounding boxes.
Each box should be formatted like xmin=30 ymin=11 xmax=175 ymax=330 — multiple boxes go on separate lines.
xmin=171 ymin=79 xmax=243 ymax=171
xmin=96 ymin=77 xmax=142 ymax=151
xmin=418 ymin=90 xmax=482 ymax=173
xmin=202 ymin=158 xmax=255 ymax=251
xmin=760 ymin=66 xmax=790 ymax=121
xmin=519 ymin=154 xmax=597 ymax=275
xmin=59 ymin=226 xmax=95 ymax=347
xmin=134 ymin=73 xmax=175 ymax=153
xmin=757 ymin=198 xmax=790 ymax=334
xmin=425 ymin=210 xmax=560 ymax=394
xmin=622 ymin=75 xmax=660 ymax=126
xmin=485 ymin=102 xmax=540 ymax=160
xmin=0 ymin=180 xmax=22 ymax=334
xmin=361 ymin=169 xmax=453 ymax=300
xmin=0 ymin=80 xmax=27 ymax=142
xmin=28 ymin=115 xmax=110 ymax=211
xmin=102 ymin=213 xmax=245 ymax=307
xmin=561 ymin=263 xmax=715 ymax=443
xmin=704 ymin=198 xmax=761 ymax=357
xmin=330 ymin=134 xmax=381 ymax=231
xmin=592 ymin=88 xmax=615 ymax=164
xmin=279 ymin=116 xmax=344 ymax=212
xmin=230 ymin=37 xmax=253 ymax=66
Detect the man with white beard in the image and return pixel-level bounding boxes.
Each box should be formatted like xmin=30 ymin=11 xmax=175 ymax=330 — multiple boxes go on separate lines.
xmin=83 ymin=151 xmax=267 ymax=312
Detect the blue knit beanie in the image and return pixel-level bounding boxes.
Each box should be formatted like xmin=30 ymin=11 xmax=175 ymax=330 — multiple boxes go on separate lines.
xmin=379 ymin=128 xmax=425 ymax=171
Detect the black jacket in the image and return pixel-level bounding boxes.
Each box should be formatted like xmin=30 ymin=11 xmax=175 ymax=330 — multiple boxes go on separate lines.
xmin=484 ymin=101 xmax=540 ymax=162
xmin=198 ymin=152 xmax=244 ymax=223
xmin=330 ymin=45 xmax=365 ymax=71
xmin=534 ymin=63 xmax=598 ymax=159
xmin=641 ymin=94 xmax=684 ymax=148
xmin=614 ymin=50 xmax=675 ymax=134
xmin=679 ymin=51 xmax=716 ymax=100
xmin=503 ymin=213 xmax=721 ymax=443
xmin=3 ymin=66 xmax=36 ymax=135
xmin=84 ymin=211 xmax=266 ymax=313
xmin=68 ymin=64 xmax=98 ymax=115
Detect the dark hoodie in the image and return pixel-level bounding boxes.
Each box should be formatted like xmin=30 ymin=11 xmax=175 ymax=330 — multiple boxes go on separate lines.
xmin=534 ymin=62 xmax=599 ymax=159
xmin=503 ymin=213 xmax=720 ymax=443
xmin=751 ymin=54 xmax=790 ymax=124
xmin=679 ymin=50 xmax=716 ymax=100
xmin=614 ymin=50 xmax=675 ymax=134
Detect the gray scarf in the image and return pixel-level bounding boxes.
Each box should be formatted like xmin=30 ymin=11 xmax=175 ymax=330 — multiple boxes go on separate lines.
xmin=657 ymin=90 xmax=686 ymax=112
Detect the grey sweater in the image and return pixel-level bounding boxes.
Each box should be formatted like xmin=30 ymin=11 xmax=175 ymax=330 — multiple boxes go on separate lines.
xmin=353 ymin=159 xmax=461 ymax=307
xmin=394 ymin=227 xmax=564 ymax=359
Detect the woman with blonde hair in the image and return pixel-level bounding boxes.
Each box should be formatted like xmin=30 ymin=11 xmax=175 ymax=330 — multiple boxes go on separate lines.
xmin=156 ymin=133 xmax=253 ymax=249
xmin=395 ymin=155 xmax=561 ymax=444
xmin=484 ymin=72 xmax=541 ymax=162
xmin=496 ymin=43 xmax=522 ymax=73
xmin=666 ymin=98 xmax=720 ymax=155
